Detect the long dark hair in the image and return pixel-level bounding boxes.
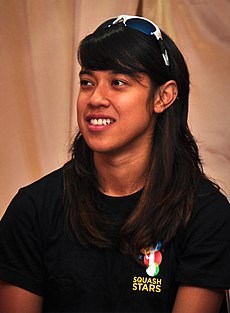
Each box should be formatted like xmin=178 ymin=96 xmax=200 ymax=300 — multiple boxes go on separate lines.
xmin=63 ymin=20 xmax=205 ymax=261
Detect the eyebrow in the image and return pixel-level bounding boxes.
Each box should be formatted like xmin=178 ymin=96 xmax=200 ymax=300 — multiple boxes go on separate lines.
xmin=79 ymin=69 xmax=93 ymax=76
xmin=79 ymin=68 xmax=140 ymax=77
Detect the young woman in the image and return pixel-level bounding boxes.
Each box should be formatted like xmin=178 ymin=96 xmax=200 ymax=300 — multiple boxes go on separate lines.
xmin=0 ymin=15 xmax=229 ymax=313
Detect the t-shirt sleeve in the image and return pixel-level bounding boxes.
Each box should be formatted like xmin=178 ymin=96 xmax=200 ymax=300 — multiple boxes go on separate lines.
xmin=176 ymin=183 xmax=230 ymax=289
xmin=0 ymin=189 xmax=45 ymax=296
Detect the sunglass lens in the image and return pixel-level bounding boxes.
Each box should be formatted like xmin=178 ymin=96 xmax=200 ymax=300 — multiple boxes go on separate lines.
xmin=126 ymin=18 xmax=156 ymax=36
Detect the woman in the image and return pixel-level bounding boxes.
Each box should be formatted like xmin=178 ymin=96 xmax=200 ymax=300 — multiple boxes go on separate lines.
xmin=0 ymin=15 xmax=229 ymax=313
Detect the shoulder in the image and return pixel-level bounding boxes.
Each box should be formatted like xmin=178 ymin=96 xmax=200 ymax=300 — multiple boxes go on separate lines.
xmin=193 ymin=177 xmax=230 ymax=218
xmin=175 ymin=178 xmax=230 ymax=289
xmin=184 ymin=177 xmax=230 ymax=243
xmin=0 ymin=167 xmax=65 ymax=296
xmin=2 ymin=167 xmax=65 ymax=227
xmin=20 ymin=166 xmax=64 ymax=197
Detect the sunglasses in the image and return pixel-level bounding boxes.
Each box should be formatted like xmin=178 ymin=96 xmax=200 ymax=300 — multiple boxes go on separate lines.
xmin=103 ymin=15 xmax=170 ymax=67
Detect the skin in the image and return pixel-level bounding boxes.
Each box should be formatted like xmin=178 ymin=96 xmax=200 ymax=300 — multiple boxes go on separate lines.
xmin=77 ymin=69 xmax=176 ymax=195
xmin=0 ymin=281 xmax=43 ymax=313
xmin=172 ymin=285 xmax=225 ymax=313
xmin=77 ymin=69 xmax=155 ymax=156
xmin=0 ymin=70 xmax=225 ymax=312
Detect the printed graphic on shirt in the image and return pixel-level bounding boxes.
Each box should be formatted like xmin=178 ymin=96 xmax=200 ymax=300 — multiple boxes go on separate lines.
xmin=132 ymin=276 xmax=162 ymax=293
xmin=132 ymin=242 xmax=163 ymax=293
xmin=140 ymin=242 xmax=162 ymax=277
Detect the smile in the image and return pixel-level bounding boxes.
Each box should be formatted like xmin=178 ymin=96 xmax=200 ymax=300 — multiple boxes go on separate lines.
xmin=89 ymin=118 xmax=115 ymax=126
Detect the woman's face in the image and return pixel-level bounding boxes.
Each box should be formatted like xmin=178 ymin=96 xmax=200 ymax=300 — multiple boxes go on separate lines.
xmin=77 ymin=69 xmax=156 ymax=158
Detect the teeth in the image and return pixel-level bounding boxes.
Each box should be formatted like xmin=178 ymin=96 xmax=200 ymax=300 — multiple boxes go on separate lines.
xmin=90 ymin=118 xmax=114 ymax=125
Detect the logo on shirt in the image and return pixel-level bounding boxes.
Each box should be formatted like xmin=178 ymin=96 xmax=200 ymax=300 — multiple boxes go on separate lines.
xmin=132 ymin=242 xmax=163 ymax=293
xmin=140 ymin=242 xmax=162 ymax=277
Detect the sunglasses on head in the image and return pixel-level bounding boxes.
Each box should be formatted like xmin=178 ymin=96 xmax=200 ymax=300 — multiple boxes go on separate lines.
xmin=102 ymin=15 xmax=170 ymax=67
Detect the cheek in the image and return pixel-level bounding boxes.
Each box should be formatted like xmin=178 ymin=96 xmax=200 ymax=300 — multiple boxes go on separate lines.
xmin=132 ymin=100 xmax=153 ymax=121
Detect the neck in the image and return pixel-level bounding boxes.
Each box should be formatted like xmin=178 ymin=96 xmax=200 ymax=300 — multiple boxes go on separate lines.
xmin=94 ymin=150 xmax=150 ymax=197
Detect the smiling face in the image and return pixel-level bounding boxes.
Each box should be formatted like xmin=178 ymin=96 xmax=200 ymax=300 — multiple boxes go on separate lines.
xmin=77 ymin=69 xmax=156 ymax=159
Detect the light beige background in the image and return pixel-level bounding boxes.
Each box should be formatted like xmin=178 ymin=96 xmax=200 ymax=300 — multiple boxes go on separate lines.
xmin=0 ymin=0 xmax=229 ymax=218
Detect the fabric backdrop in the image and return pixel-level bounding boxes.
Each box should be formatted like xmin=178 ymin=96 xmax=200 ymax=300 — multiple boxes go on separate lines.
xmin=0 ymin=0 xmax=229 ymax=218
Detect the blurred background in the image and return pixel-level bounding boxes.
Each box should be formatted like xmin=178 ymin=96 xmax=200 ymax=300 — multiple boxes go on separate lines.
xmin=0 ymin=0 xmax=229 ymax=218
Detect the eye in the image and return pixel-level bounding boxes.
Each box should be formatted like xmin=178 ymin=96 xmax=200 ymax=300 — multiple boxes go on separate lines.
xmin=112 ymin=79 xmax=126 ymax=86
xmin=80 ymin=79 xmax=94 ymax=87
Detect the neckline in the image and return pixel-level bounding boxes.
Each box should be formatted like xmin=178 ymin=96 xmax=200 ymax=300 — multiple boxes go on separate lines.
xmin=97 ymin=188 xmax=143 ymax=221
xmin=99 ymin=188 xmax=144 ymax=201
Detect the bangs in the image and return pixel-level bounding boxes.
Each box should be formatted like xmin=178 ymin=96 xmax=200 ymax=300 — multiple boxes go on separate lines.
xmin=78 ymin=25 xmax=149 ymax=75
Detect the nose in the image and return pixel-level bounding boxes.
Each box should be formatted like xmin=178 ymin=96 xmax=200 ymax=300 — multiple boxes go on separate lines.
xmin=89 ymin=85 xmax=110 ymax=107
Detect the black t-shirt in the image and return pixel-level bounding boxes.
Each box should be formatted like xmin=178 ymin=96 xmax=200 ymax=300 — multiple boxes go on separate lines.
xmin=0 ymin=167 xmax=230 ymax=312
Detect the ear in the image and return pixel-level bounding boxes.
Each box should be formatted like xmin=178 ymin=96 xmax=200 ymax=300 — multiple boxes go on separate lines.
xmin=153 ymin=80 xmax=178 ymax=113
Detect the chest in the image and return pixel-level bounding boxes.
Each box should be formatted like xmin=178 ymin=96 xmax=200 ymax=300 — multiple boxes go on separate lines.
xmin=43 ymin=232 xmax=178 ymax=312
